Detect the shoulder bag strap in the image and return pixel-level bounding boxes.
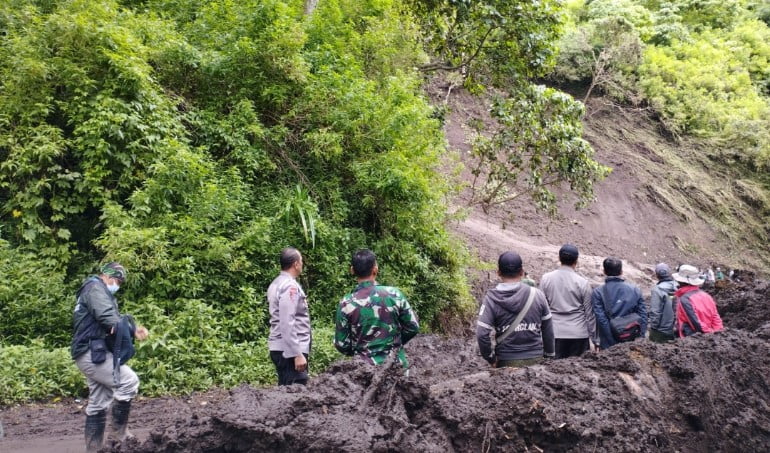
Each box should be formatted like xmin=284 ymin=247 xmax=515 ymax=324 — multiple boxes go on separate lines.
xmin=496 ymin=286 xmax=537 ymax=345
xmin=657 ymin=286 xmax=666 ymax=326
xmin=601 ymin=283 xmax=612 ymax=318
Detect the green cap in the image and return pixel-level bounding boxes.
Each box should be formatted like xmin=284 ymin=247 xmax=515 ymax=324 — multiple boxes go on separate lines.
xmin=101 ymin=262 xmax=127 ymax=282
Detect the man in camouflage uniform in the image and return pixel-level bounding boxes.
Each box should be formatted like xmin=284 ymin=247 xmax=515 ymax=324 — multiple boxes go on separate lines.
xmin=334 ymin=249 xmax=420 ymax=367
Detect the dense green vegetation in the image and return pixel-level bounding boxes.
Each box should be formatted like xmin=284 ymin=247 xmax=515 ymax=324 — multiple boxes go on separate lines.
xmin=0 ymin=0 xmax=611 ymax=402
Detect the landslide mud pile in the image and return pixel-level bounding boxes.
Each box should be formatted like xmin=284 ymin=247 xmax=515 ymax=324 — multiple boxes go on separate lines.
xmin=116 ymin=329 xmax=770 ymax=453
xmin=713 ymin=275 xmax=770 ymax=334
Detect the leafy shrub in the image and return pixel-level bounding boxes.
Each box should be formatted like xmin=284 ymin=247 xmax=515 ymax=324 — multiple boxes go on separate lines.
xmin=639 ymin=32 xmax=770 ymax=166
xmin=0 ymin=327 xmax=342 ymax=404
xmin=0 ymin=240 xmax=71 ymax=346
xmin=555 ymin=0 xmax=770 ymax=169
xmin=0 ymin=342 xmax=85 ymax=404
xmin=0 ymin=0 xmax=477 ymax=402
xmin=468 ymin=85 xmax=611 ymax=214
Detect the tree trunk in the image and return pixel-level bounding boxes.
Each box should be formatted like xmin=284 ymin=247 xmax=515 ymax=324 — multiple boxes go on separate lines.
xmin=304 ymin=0 xmax=319 ymax=16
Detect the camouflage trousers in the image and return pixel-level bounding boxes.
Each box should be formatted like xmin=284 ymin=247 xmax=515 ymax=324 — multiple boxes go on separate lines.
xmin=496 ymin=357 xmax=543 ymax=368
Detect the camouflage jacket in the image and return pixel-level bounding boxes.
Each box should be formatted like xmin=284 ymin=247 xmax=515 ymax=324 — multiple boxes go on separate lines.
xmin=334 ymin=280 xmax=419 ymax=367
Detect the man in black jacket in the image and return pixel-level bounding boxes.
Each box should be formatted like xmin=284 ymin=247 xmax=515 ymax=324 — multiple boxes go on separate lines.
xmin=592 ymin=257 xmax=647 ymax=349
xmin=71 ymin=262 xmax=149 ymax=452
xmin=476 ymin=252 xmax=555 ymax=368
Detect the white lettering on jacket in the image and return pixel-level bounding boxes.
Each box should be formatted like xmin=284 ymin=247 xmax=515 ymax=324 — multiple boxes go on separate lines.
xmin=514 ymin=322 xmax=541 ymax=333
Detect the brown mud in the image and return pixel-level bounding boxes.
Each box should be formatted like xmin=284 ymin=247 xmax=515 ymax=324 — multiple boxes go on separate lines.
xmin=2 ymin=280 xmax=769 ymax=453
xmin=713 ymin=274 xmax=770 ymax=335
xmin=107 ymin=293 xmax=770 ymax=453
xmin=114 ymin=335 xmax=770 ymax=453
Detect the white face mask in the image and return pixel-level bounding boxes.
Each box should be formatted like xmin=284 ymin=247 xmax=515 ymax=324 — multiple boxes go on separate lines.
xmin=107 ymin=283 xmax=120 ymax=294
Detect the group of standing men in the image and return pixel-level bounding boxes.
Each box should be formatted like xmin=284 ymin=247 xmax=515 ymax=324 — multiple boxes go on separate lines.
xmin=71 ymin=245 xmax=724 ymax=451
xmin=72 ymin=249 xmax=419 ymax=451
xmin=476 ymin=245 xmax=724 ymax=368
xmin=267 ymin=247 xmax=420 ymax=385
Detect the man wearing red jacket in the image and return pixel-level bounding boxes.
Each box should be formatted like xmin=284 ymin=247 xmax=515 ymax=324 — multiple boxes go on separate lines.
xmin=672 ymin=264 xmax=724 ymax=337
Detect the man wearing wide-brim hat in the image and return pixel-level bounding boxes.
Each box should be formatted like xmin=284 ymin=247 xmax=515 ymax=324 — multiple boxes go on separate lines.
xmin=672 ymin=264 xmax=724 ymax=337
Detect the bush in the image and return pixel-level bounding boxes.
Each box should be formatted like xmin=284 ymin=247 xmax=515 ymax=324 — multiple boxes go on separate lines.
xmin=555 ymin=0 xmax=770 ymax=169
xmin=0 ymin=0 xmax=474 ymax=402
xmin=0 ymin=240 xmax=71 ymax=346
xmin=0 ymin=342 xmax=84 ymax=404
xmin=639 ymin=32 xmax=770 ymax=167
xmin=0 ymin=327 xmax=342 ymax=404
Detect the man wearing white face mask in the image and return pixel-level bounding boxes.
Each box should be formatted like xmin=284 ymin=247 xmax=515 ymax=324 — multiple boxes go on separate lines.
xmin=71 ymin=262 xmax=149 ymax=452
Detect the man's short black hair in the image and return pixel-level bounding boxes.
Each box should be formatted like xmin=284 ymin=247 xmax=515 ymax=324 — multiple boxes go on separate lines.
xmin=498 ymin=251 xmax=524 ymax=278
xmin=558 ymin=244 xmax=579 ymax=266
xmin=280 ymin=247 xmax=301 ymax=270
xmin=603 ymin=257 xmax=623 ymax=276
xmin=352 ymin=249 xmax=377 ymax=278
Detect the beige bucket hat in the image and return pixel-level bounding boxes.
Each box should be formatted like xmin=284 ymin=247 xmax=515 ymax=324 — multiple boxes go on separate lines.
xmin=673 ymin=264 xmax=705 ymax=286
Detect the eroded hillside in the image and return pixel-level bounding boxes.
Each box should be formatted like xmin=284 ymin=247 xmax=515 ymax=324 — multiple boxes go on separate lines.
xmin=440 ymin=87 xmax=770 ymax=286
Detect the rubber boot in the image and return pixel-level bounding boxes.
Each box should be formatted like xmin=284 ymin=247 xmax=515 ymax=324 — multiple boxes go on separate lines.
xmin=111 ymin=400 xmax=133 ymax=441
xmin=85 ymin=409 xmax=107 ymax=453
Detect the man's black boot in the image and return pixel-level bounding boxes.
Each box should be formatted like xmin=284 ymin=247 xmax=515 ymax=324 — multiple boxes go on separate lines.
xmin=111 ymin=400 xmax=133 ymax=441
xmin=85 ymin=409 xmax=107 ymax=453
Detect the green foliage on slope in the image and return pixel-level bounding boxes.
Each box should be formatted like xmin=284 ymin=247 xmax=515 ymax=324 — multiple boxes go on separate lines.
xmin=0 ymin=0 xmax=472 ymax=400
xmin=553 ymin=0 xmax=770 ymax=168
xmin=0 ymin=0 xmax=609 ymax=402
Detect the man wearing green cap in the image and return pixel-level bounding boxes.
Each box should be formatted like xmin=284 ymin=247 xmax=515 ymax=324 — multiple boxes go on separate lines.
xmin=71 ymin=262 xmax=149 ymax=452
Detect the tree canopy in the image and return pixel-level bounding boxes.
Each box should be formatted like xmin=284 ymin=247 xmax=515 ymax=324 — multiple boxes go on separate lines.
xmin=0 ymin=0 xmax=609 ymax=401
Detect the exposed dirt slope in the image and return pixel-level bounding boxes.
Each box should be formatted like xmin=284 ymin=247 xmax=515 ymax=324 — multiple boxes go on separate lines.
xmin=439 ymin=87 xmax=769 ymax=285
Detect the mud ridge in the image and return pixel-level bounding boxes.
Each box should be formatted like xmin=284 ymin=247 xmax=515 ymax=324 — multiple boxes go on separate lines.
xmin=115 ymin=328 xmax=770 ymax=453
xmin=713 ymin=275 xmax=770 ymax=333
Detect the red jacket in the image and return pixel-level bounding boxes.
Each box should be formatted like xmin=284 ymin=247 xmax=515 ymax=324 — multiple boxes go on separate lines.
xmin=675 ymin=285 xmax=723 ymax=337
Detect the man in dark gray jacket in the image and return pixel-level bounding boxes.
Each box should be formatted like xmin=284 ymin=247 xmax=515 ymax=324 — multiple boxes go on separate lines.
xmin=477 ymin=251 xmax=555 ymax=368
xmin=648 ymin=263 xmax=678 ymax=343
xmin=267 ymin=247 xmax=311 ymax=385
xmin=539 ymin=244 xmax=598 ymax=358
xmin=71 ymin=262 xmax=149 ymax=452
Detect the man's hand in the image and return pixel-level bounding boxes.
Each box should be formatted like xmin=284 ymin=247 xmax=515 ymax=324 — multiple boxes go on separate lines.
xmin=135 ymin=326 xmax=149 ymax=341
xmin=294 ymin=354 xmax=307 ymax=372
xmin=590 ymin=342 xmax=599 ymax=352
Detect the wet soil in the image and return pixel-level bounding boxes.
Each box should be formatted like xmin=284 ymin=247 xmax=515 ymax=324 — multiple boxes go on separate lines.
xmin=110 ymin=327 xmax=770 ymax=453
xmin=2 ymin=279 xmax=769 ymax=453
xmin=712 ymin=274 xmax=770 ymax=335
xmin=0 ymin=390 xmax=228 ymax=452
